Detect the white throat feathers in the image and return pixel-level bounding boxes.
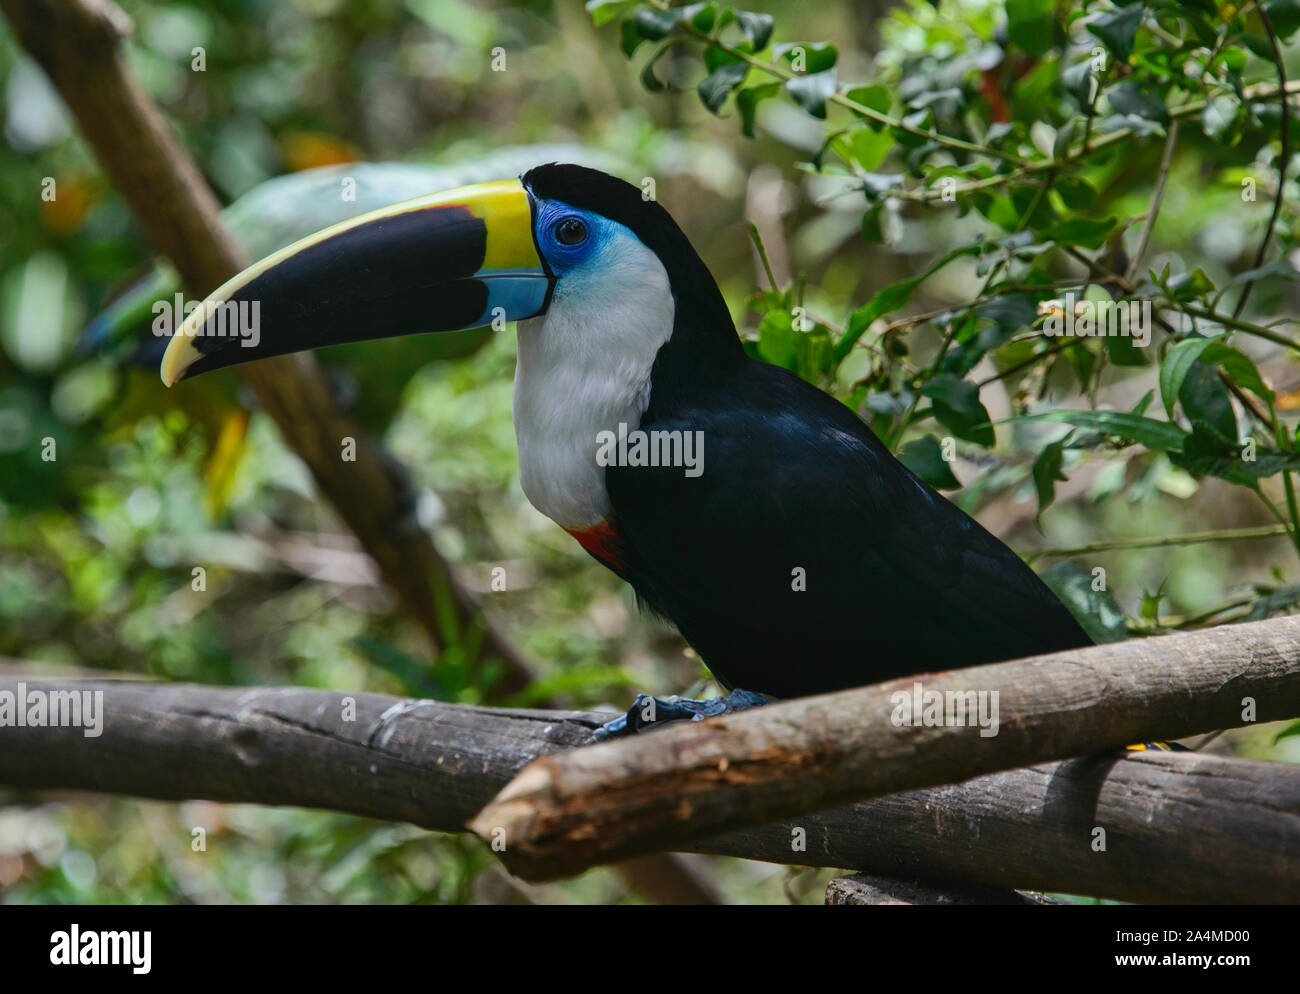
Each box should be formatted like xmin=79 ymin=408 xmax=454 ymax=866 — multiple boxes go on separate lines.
xmin=513 ymin=226 xmax=674 ymax=530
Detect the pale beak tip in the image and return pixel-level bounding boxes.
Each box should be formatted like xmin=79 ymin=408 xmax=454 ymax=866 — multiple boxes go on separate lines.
xmin=159 ymin=335 xmax=202 ymax=388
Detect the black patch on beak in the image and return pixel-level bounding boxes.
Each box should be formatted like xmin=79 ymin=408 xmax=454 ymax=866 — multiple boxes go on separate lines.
xmin=186 ymin=205 xmax=491 ymax=375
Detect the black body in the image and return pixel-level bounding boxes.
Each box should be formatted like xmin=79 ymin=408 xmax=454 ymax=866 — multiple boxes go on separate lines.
xmin=607 ymin=360 xmax=1092 ymax=697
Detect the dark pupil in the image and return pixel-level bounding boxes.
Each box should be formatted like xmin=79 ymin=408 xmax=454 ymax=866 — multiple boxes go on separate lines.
xmin=556 ymin=218 xmax=587 ymax=245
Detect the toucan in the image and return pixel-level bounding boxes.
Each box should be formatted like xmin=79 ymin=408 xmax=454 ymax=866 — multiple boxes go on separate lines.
xmin=159 ymin=163 xmax=1094 ymax=738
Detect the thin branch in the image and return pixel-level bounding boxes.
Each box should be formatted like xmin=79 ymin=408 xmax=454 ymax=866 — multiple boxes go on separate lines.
xmin=1126 ymin=119 xmax=1180 ymax=281
xmin=1232 ymin=5 xmax=1290 ymax=320
xmin=1021 ymin=523 xmax=1293 ymax=563
xmin=747 ymin=221 xmax=780 ymax=291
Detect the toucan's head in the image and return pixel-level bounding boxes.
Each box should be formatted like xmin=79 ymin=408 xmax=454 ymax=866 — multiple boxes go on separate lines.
xmin=160 ymin=163 xmax=741 ymax=388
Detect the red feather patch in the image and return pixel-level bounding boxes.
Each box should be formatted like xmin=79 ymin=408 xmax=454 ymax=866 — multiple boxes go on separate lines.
xmin=564 ymin=520 xmax=628 ymax=571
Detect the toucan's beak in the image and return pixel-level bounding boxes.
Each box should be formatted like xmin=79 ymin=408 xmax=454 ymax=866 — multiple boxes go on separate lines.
xmin=160 ymin=179 xmax=549 ymax=386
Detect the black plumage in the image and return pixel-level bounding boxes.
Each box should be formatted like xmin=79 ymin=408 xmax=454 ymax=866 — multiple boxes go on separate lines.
xmin=608 ymin=360 xmax=1092 ymax=697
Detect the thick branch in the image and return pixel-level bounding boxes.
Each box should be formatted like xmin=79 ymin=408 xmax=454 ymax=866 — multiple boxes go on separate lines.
xmin=471 ymin=615 xmax=1300 ymax=880
xmin=1 ymin=673 xmax=1297 ymax=902
xmin=0 ymin=0 xmax=535 ymax=695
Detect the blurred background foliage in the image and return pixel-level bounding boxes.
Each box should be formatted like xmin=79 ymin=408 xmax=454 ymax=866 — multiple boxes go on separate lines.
xmin=1 ymin=0 xmax=1298 ymax=904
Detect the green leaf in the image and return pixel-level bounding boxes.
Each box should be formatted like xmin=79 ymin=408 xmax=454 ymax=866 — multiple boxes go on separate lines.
xmin=698 ymin=60 xmax=748 ymax=113
xmin=1032 ymin=437 xmax=1069 ymax=519
xmin=620 ymin=19 xmax=647 ymax=57
xmin=1087 ymin=4 xmax=1143 ymax=63
xmin=639 ymin=39 xmax=682 ymax=92
xmin=845 ymin=84 xmax=891 ymax=128
xmin=860 ymin=203 xmax=885 ymax=244
xmin=586 ymin=0 xmax=637 ymax=28
xmin=685 ymin=2 xmax=718 ymax=31
xmin=899 ymin=435 xmax=962 ymax=489
xmin=775 ymin=41 xmax=837 ymax=74
xmin=1006 ymin=410 xmax=1191 ymax=452
xmin=1055 ymin=176 xmax=1097 ymax=209
xmin=1005 ymin=184 xmax=1059 ymax=230
xmin=1052 ymin=119 xmax=1080 ymax=161
xmin=1167 ymin=267 xmax=1215 ymax=302
xmin=835 ymin=244 xmax=979 ymax=361
xmin=1274 ymin=720 xmax=1300 ymax=744
xmin=735 ymin=11 xmax=774 ymax=51
xmin=1246 ymin=583 xmax=1300 ymax=622
xmin=1159 ymin=337 xmax=1217 ymax=419
xmin=848 ymin=126 xmax=894 ymax=171
xmin=1042 ymin=217 xmax=1117 ymax=249
xmin=757 ymin=311 xmax=798 ymax=370
xmin=845 ymin=281 xmax=914 ymax=337
xmin=890 ymin=108 xmax=936 ymax=150
xmin=787 ymin=69 xmax=836 ymax=119
xmin=1040 ymin=561 xmax=1129 ymax=644
xmin=1174 ymin=13 xmax=1218 ymax=47
xmin=630 ymin=2 xmax=717 ymax=38
xmin=920 ymin=375 xmax=995 ymax=447
xmin=1202 ymin=96 xmax=1243 ymax=145
xmin=1172 ymin=446 xmax=1300 ymax=485
xmin=1264 ymin=0 xmax=1300 ymax=41
xmin=1212 ymin=47 xmax=1246 ymax=76
xmin=633 ymin=7 xmax=681 ymax=40
xmin=1107 ymin=81 xmax=1169 ymax=125
xmin=703 ymin=41 xmax=741 ymax=71
xmin=1201 ymin=342 xmax=1275 ymax=404
xmin=1179 ymin=361 xmax=1237 ymax=446
xmin=1105 ymin=326 xmax=1149 ymax=367
xmin=737 ymin=82 xmax=781 ymax=138
xmin=1006 ymin=0 xmax=1056 ymax=58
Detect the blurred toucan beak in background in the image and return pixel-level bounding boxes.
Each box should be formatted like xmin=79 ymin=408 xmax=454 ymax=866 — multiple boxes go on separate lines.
xmin=160 ymin=178 xmax=550 ymax=386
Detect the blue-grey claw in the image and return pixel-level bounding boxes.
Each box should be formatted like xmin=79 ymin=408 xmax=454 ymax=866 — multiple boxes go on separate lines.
xmin=592 ymin=689 xmax=773 ymax=741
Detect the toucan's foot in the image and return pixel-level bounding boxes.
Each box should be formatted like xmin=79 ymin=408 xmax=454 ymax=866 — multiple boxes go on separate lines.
xmin=594 ymin=688 xmax=773 ymax=741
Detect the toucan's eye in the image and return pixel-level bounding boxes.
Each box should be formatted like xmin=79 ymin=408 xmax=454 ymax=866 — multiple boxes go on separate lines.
xmin=555 ymin=217 xmax=588 ymax=246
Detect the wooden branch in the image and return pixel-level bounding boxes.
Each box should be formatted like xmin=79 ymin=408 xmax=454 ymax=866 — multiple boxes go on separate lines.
xmin=470 ymin=615 xmax=1300 ymax=881
xmin=0 ymin=0 xmax=535 ymax=696
xmin=2 ymin=674 xmax=1297 ymax=902
xmin=705 ymin=753 xmax=1300 ymax=903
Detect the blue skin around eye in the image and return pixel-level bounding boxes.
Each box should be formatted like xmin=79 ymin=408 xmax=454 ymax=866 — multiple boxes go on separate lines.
xmin=533 ymin=201 xmax=605 ymax=271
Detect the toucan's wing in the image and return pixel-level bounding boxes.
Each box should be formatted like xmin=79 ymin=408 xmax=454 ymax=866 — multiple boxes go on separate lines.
xmin=605 ymin=360 xmax=1091 ymax=697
